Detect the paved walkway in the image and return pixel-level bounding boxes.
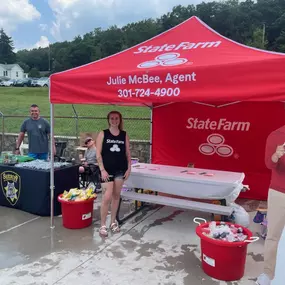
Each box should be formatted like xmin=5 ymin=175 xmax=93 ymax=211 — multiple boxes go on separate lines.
xmin=0 ymin=197 xmax=265 ymax=285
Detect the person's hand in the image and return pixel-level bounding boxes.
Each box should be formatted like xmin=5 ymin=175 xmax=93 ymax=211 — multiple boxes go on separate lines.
xmin=101 ymin=169 xmax=109 ymax=182
xmin=15 ymin=149 xmax=20 ymax=155
xmin=275 ymin=144 xmax=285 ymax=159
xmin=84 ymin=161 xmax=88 ymax=166
xmin=124 ymin=168 xmax=131 ymax=180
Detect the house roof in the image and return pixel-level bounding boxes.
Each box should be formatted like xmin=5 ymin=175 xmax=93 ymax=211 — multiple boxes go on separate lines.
xmin=0 ymin=64 xmax=23 ymax=71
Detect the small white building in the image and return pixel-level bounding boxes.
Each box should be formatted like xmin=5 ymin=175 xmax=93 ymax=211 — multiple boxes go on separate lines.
xmin=0 ymin=64 xmax=24 ymax=80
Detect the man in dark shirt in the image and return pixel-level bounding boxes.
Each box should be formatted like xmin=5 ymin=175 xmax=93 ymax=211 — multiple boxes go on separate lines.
xmin=257 ymin=125 xmax=285 ymax=285
xmin=15 ymin=104 xmax=55 ymax=160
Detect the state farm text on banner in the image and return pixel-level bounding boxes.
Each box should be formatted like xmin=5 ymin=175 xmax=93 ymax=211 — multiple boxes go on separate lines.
xmin=133 ymin=41 xmax=222 ymax=54
xmin=186 ymin=118 xmax=251 ymax=131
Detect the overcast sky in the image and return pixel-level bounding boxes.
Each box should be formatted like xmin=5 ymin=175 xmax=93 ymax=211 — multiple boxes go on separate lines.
xmin=0 ymin=0 xmax=216 ymax=51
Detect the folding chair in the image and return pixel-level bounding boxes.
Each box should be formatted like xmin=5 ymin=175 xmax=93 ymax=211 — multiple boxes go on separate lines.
xmin=79 ymin=164 xmax=101 ymax=193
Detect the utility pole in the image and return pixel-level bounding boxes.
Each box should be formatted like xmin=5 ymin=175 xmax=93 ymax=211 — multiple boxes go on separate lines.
xmin=262 ymin=23 xmax=266 ymax=47
xmin=48 ymin=44 xmax=51 ymax=72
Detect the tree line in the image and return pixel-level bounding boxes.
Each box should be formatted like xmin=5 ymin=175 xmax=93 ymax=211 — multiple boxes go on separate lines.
xmin=0 ymin=0 xmax=285 ymax=77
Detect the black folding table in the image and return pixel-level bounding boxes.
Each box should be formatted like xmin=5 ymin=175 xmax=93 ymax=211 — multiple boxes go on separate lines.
xmin=0 ymin=164 xmax=79 ymax=216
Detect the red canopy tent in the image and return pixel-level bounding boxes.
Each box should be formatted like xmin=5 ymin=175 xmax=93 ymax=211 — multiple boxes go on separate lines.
xmin=50 ymin=16 xmax=285 ymax=104
xmin=49 ymin=16 xmax=285 ymax=227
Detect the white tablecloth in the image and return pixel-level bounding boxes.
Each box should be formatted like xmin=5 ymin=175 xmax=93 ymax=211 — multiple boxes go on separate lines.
xmin=125 ymin=163 xmax=245 ymax=204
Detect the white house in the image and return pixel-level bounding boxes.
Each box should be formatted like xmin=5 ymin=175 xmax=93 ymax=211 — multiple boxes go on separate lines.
xmin=0 ymin=64 xmax=24 ymax=80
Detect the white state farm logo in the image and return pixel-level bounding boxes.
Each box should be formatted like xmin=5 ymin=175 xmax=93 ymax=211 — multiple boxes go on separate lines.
xmin=110 ymin=144 xmax=120 ymax=152
xmin=199 ymin=134 xmax=233 ymax=157
xmin=137 ymin=53 xmax=188 ymax=68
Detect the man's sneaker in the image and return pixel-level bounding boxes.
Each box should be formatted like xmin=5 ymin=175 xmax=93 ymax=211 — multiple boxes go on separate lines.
xmin=256 ymin=273 xmax=271 ymax=285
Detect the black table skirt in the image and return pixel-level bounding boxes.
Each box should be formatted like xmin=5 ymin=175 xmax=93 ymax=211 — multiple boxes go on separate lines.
xmin=0 ymin=164 xmax=79 ymax=216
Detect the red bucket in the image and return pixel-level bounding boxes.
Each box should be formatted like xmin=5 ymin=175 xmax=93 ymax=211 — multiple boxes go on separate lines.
xmin=194 ymin=218 xmax=259 ymax=281
xmin=58 ymin=194 xmax=96 ymax=229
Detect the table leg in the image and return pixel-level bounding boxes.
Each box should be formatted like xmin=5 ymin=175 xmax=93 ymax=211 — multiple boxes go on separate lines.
xmin=220 ymin=199 xmax=231 ymax=222
xmin=210 ymin=199 xmax=231 ymax=222
xmin=116 ymin=188 xmax=150 ymax=225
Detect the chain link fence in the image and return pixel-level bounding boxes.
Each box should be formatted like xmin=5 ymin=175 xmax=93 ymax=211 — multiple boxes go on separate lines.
xmin=0 ymin=109 xmax=151 ymax=153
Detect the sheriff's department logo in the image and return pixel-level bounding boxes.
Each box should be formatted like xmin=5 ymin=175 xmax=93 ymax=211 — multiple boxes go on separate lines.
xmin=1 ymin=171 xmax=21 ymax=206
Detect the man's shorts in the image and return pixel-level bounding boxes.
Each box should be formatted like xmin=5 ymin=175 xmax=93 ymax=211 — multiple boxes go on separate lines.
xmin=28 ymin=153 xmax=48 ymax=160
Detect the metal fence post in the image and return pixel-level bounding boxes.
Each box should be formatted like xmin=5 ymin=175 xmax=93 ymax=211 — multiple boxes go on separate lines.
xmin=71 ymin=105 xmax=79 ymax=145
xmin=0 ymin=112 xmax=4 ymax=154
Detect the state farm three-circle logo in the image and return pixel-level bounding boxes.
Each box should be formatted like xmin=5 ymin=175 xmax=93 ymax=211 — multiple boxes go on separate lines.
xmin=137 ymin=53 xmax=189 ymax=68
xmin=199 ymin=134 xmax=233 ymax=157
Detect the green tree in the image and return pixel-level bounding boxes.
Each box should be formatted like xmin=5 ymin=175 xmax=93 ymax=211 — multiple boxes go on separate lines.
xmin=122 ymin=19 xmax=162 ymax=48
xmin=245 ymin=26 xmax=268 ymax=49
xmin=28 ymin=67 xmax=40 ymax=78
xmin=0 ymin=28 xmax=16 ymax=63
xmin=17 ymin=61 xmax=30 ymax=73
xmin=275 ymin=31 xmax=285 ymax=52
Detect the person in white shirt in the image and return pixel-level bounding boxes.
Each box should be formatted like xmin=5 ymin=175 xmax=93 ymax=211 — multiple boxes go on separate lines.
xmin=79 ymin=137 xmax=99 ymax=189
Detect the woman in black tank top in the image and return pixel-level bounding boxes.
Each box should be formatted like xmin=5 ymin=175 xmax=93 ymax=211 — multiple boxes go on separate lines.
xmin=96 ymin=111 xmax=131 ymax=237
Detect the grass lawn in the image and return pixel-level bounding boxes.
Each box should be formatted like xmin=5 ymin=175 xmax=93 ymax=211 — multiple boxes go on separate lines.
xmin=0 ymin=87 xmax=151 ymax=140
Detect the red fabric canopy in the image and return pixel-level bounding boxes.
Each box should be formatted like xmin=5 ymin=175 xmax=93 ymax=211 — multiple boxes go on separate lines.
xmin=50 ymin=16 xmax=285 ymax=105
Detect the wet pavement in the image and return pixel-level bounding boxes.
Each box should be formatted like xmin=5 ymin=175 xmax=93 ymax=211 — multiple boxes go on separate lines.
xmin=0 ymin=195 xmax=265 ymax=285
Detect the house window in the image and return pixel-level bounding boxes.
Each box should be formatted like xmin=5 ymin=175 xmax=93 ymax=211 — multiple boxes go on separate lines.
xmin=16 ymin=71 xmax=18 ymax=77
xmin=3 ymin=71 xmax=8 ymax=76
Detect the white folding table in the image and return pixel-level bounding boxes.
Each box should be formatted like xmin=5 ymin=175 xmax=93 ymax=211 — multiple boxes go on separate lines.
xmin=117 ymin=163 xmax=245 ymax=224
